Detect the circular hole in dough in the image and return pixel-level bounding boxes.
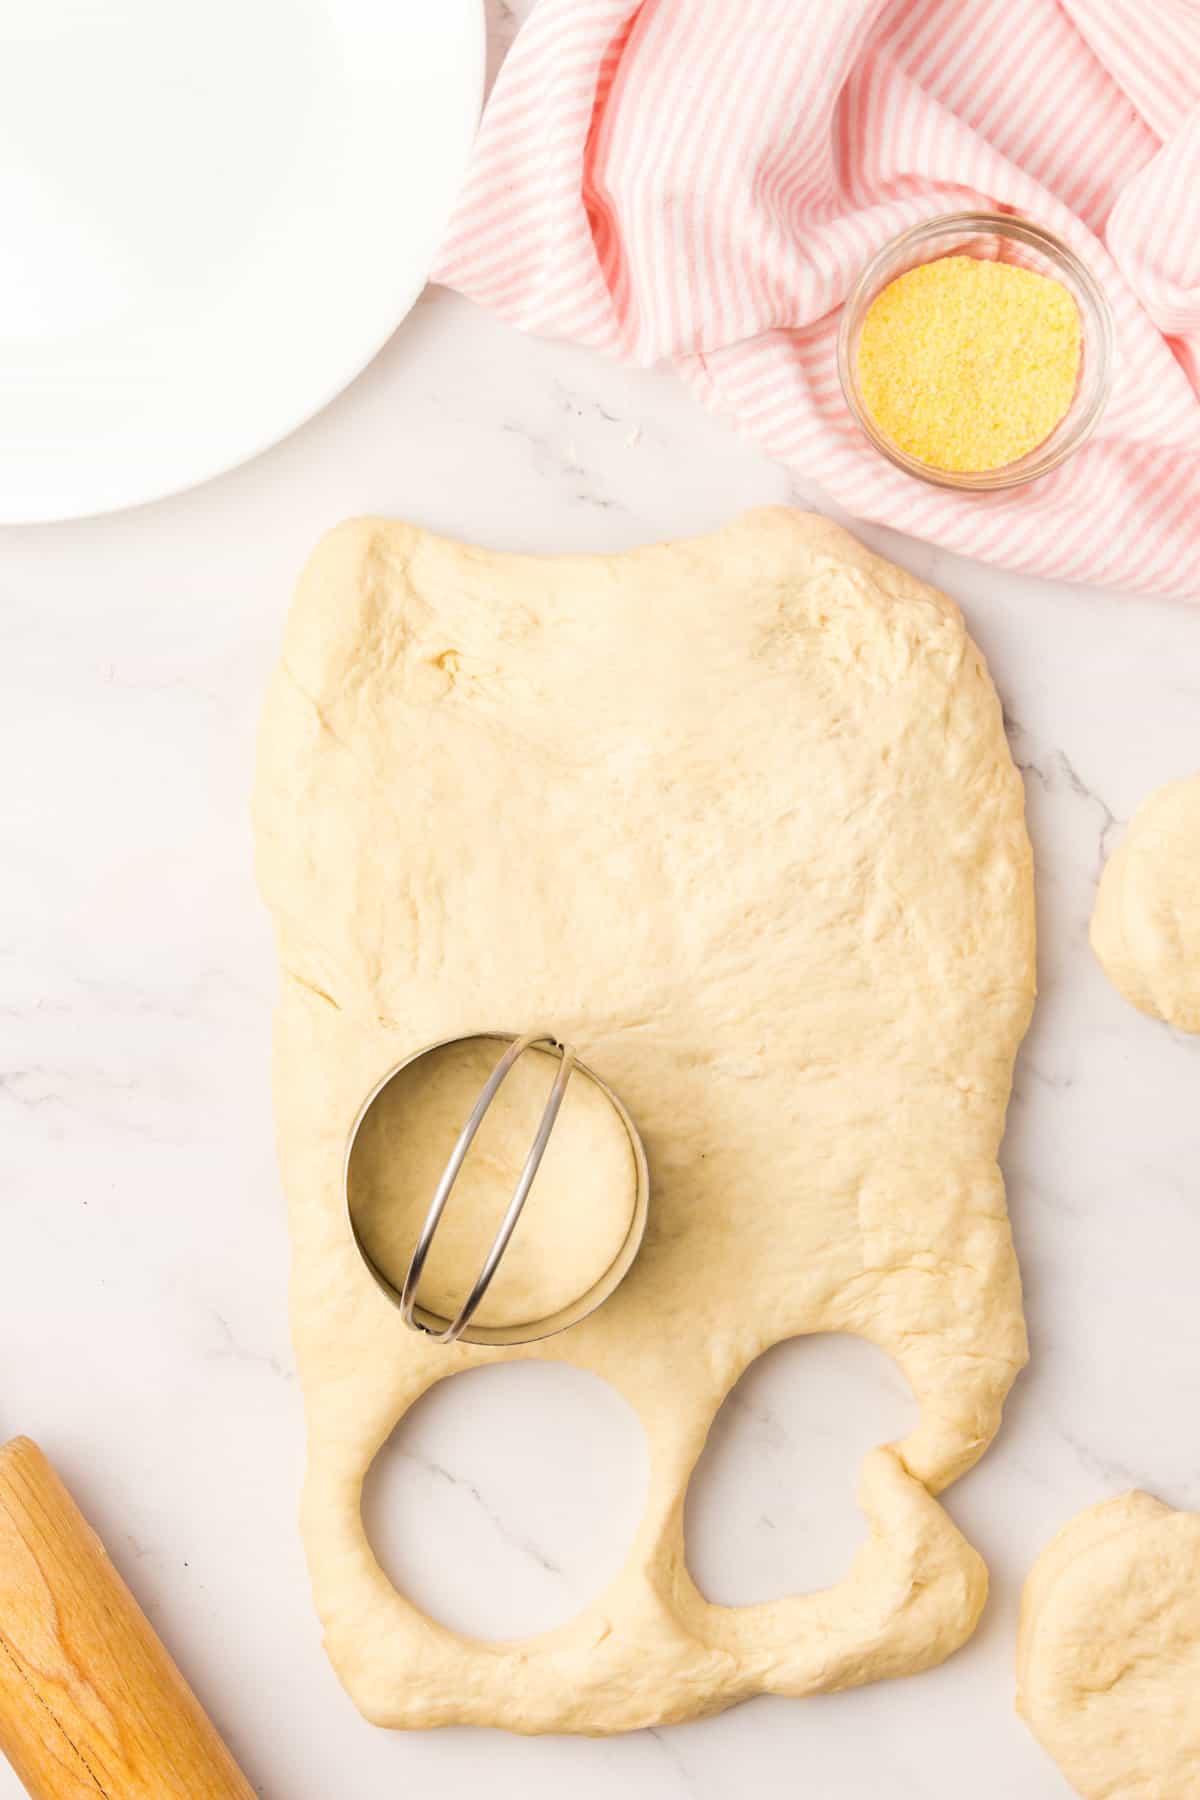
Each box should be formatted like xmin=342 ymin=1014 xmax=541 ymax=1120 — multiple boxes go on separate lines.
xmin=362 ymin=1362 xmax=649 ymax=1641
xmin=348 ymin=1036 xmax=638 ymax=1328
xmin=685 ymin=1333 xmax=917 ymax=1605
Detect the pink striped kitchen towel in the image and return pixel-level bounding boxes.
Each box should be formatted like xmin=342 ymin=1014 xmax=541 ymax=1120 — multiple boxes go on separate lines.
xmin=435 ymin=0 xmax=1200 ymax=599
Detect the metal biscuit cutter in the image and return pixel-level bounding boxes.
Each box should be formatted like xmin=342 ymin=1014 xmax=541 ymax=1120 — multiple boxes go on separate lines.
xmin=345 ymin=1031 xmax=650 ymax=1347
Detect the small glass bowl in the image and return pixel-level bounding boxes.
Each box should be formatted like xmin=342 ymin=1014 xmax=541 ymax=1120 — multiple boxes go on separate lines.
xmin=837 ymin=212 xmax=1113 ymax=492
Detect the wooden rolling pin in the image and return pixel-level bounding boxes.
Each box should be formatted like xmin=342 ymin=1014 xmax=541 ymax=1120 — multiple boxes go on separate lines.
xmin=0 ymin=1437 xmax=257 ymax=1800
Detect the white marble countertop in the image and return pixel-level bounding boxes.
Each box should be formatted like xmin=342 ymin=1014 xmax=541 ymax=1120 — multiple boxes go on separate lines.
xmin=3 ymin=13 xmax=1200 ymax=1796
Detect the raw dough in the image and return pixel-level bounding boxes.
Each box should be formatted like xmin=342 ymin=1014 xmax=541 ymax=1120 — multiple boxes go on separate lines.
xmin=1091 ymin=775 xmax=1200 ymax=1032
xmin=348 ymin=1036 xmax=637 ymax=1327
xmin=1017 ymin=1493 xmax=1200 ymax=1797
xmin=254 ymin=507 xmax=1035 ymax=1733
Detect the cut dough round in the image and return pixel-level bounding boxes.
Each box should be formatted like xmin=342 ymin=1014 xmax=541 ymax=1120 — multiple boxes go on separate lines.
xmin=1017 ymin=1493 xmax=1200 ymax=1798
xmin=348 ymin=1036 xmax=636 ymax=1328
xmin=1091 ymin=775 xmax=1200 ymax=1032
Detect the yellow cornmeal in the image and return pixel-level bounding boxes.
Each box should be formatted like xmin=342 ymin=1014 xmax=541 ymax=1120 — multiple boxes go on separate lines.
xmin=856 ymin=255 xmax=1081 ymax=473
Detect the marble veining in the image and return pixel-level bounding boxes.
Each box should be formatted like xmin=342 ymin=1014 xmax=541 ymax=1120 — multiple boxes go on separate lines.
xmin=1 ymin=3 xmax=1199 ymax=1793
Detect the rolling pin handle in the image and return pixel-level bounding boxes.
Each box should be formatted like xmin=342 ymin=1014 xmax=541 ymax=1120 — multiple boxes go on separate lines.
xmin=0 ymin=1436 xmax=259 ymax=1800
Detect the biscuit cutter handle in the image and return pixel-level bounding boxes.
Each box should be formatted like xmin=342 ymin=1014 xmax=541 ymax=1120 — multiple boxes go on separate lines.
xmin=0 ymin=1437 xmax=257 ymax=1800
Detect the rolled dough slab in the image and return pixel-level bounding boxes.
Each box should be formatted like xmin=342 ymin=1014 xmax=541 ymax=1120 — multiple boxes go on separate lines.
xmin=253 ymin=508 xmax=1035 ymax=1733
